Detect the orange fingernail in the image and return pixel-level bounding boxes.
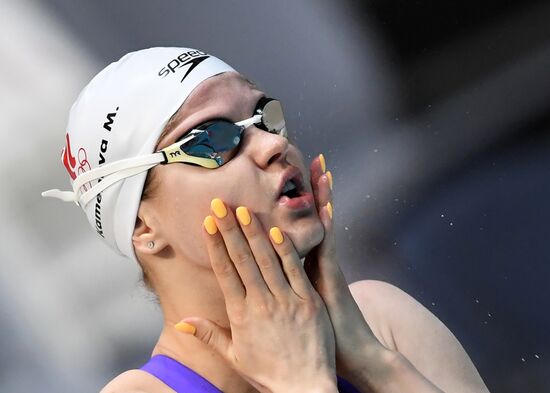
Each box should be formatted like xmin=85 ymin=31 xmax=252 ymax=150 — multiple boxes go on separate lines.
xmin=270 ymin=227 xmax=284 ymax=244
xmin=174 ymin=321 xmax=196 ymax=335
xmin=211 ymin=198 xmax=227 ymax=218
xmin=326 ymin=171 xmax=333 ymax=190
xmin=236 ymin=206 xmax=251 ymax=226
xmin=326 ymin=202 xmax=333 ymax=219
xmin=319 ymin=154 xmax=326 ymax=173
xmin=203 ymin=215 xmax=218 ymax=235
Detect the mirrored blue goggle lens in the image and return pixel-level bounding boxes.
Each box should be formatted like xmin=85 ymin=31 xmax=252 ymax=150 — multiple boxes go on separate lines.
xmin=180 ymin=121 xmax=243 ymax=164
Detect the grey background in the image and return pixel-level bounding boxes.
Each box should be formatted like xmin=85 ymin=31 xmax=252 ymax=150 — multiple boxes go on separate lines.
xmin=1 ymin=0 xmax=549 ymax=391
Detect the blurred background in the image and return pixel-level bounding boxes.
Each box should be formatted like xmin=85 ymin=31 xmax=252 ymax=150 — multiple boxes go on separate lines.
xmin=1 ymin=0 xmax=549 ymax=391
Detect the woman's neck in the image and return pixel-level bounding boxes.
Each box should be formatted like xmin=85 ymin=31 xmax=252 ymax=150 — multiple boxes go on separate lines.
xmin=149 ymin=260 xmax=259 ymax=393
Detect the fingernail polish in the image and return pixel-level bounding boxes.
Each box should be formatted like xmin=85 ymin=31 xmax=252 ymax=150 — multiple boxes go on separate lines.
xmin=319 ymin=154 xmax=326 ymax=173
xmin=174 ymin=321 xmax=196 ymax=335
xmin=270 ymin=227 xmax=284 ymax=244
xmin=326 ymin=171 xmax=333 ymax=190
xmin=236 ymin=206 xmax=251 ymax=226
xmin=326 ymin=202 xmax=333 ymax=219
xmin=203 ymin=216 xmax=218 ymax=235
xmin=211 ymin=198 xmax=227 ymax=218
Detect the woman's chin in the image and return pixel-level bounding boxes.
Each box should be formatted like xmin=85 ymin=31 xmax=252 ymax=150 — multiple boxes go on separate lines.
xmin=286 ymin=218 xmax=325 ymax=258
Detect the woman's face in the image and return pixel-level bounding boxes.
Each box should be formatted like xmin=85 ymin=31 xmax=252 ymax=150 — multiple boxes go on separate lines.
xmin=142 ymin=72 xmax=324 ymax=266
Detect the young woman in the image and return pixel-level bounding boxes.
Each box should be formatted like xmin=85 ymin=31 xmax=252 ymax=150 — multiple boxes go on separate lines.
xmin=43 ymin=47 xmax=489 ymax=393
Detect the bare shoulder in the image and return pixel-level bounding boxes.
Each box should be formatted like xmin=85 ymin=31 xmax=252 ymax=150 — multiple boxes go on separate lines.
xmin=348 ymin=279 xmax=445 ymax=335
xmin=348 ymin=280 xmax=416 ymax=346
xmin=348 ymin=280 xmax=489 ymax=393
xmin=99 ymin=369 xmax=173 ymax=393
xmin=348 ymin=279 xmax=413 ymax=308
xmin=348 ymin=278 xmax=465 ymax=356
xmin=348 ymin=279 xmax=404 ymax=303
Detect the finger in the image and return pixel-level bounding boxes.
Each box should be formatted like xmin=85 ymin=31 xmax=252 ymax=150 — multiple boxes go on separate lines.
xmin=314 ymin=171 xmax=332 ymax=211
xmin=210 ymin=198 xmax=269 ymax=297
xmin=175 ymin=318 xmax=234 ymax=363
xmin=310 ymin=154 xmax=332 ymax=210
xmin=268 ymin=226 xmax=316 ymax=299
xmin=309 ymin=153 xmax=325 ymax=191
xmin=316 ymin=203 xmax=348 ymax=296
xmin=235 ymin=206 xmax=290 ymax=297
xmin=202 ymin=216 xmax=246 ymax=305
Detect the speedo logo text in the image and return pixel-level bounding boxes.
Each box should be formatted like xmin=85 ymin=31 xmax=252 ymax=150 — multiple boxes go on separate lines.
xmin=158 ymin=50 xmax=209 ymax=82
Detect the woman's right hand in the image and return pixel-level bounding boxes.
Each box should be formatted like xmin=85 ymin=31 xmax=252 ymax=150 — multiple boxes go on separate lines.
xmin=176 ymin=199 xmax=338 ymax=393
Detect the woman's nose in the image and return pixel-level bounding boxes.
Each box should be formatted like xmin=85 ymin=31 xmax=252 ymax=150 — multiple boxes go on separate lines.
xmin=246 ymin=129 xmax=289 ymax=168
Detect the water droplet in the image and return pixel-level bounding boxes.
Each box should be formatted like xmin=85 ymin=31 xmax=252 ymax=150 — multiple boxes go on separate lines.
xmin=535 ymin=354 xmax=540 ymax=359
xmin=344 ymin=226 xmax=349 ymax=231
xmin=440 ymin=214 xmax=445 ymax=218
xmin=449 ymin=222 xmax=454 ymax=226
xmin=521 ymin=357 xmax=526 ymax=362
xmin=373 ymin=148 xmax=379 ymax=153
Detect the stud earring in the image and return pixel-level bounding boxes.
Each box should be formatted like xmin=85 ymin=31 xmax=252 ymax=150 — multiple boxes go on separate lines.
xmin=147 ymin=241 xmax=155 ymax=249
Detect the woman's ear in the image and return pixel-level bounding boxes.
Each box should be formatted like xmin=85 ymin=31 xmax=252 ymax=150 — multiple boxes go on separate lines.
xmin=132 ymin=201 xmax=169 ymax=256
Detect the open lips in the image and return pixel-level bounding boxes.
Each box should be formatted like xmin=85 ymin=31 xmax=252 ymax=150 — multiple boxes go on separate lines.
xmin=277 ymin=167 xmax=306 ymax=200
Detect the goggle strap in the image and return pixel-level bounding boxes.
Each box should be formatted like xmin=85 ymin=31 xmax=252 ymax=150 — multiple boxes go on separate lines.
xmin=42 ymin=152 xmax=165 ymax=206
xmin=41 ymin=189 xmax=79 ymax=203
xmin=73 ymin=153 xmax=164 ymax=190
xmin=235 ymin=114 xmax=262 ymax=128
xmin=78 ymin=163 xmax=157 ymax=206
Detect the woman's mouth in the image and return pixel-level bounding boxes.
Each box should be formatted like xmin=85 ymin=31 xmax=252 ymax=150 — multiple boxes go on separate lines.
xmin=278 ymin=192 xmax=314 ymax=210
xmin=276 ymin=168 xmax=314 ymax=211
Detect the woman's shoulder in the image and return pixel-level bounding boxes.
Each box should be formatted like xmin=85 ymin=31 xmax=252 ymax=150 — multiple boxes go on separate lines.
xmin=99 ymin=369 xmax=174 ymax=393
xmin=348 ymin=279 xmax=420 ymax=313
xmin=347 ymin=279 xmax=432 ymax=350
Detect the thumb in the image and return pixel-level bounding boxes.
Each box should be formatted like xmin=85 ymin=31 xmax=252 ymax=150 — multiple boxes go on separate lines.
xmin=175 ymin=318 xmax=233 ymax=361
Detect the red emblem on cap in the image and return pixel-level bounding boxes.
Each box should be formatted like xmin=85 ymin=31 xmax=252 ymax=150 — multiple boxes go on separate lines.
xmin=62 ymin=133 xmax=77 ymax=180
xmin=62 ymin=133 xmax=92 ymax=191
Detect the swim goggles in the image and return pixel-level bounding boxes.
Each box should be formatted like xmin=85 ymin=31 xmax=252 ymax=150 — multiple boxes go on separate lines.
xmin=42 ymin=97 xmax=287 ymax=207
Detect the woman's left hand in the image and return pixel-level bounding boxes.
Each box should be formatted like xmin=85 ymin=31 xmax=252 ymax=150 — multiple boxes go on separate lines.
xmin=304 ymin=155 xmax=392 ymax=380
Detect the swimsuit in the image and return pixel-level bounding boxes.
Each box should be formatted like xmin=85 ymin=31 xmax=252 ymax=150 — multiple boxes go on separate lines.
xmin=141 ymin=354 xmax=361 ymax=392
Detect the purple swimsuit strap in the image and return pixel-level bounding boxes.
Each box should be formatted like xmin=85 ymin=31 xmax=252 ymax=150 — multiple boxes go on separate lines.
xmin=140 ymin=354 xmax=361 ymax=393
xmin=140 ymin=355 xmax=223 ymax=393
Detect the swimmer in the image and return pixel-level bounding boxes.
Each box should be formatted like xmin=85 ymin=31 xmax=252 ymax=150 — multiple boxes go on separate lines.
xmin=43 ymin=47 xmax=490 ymax=393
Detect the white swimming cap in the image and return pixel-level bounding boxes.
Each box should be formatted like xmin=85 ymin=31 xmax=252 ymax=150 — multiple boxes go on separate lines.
xmin=43 ymin=47 xmax=235 ymax=262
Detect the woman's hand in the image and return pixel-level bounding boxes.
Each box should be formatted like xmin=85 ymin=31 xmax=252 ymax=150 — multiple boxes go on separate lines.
xmin=304 ymin=155 xmax=393 ymax=382
xmin=304 ymin=155 xmax=454 ymax=393
xmin=177 ymin=198 xmax=338 ymax=393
